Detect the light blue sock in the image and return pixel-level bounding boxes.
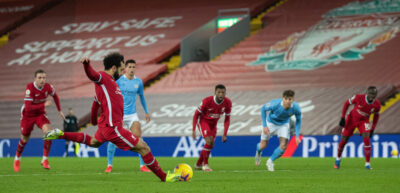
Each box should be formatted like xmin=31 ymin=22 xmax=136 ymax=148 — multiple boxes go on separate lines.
xmin=107 ymin=142 xmax=116 ymax=166
xmin=256 ymin=143 xmax=262 ymax=154
xmin=270 ymin=147 xmax=284 ymax=161
xmin=138 ymin=154 xmax=145 ymax=166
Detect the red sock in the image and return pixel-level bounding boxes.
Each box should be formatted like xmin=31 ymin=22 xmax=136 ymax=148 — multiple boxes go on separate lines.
xmin=142 ymin=152 xmax=166 ymax=181
xmin=43 ymin=140 xmax=52 ymax=157
xmin=60 ymin=132 xmax=92 ymax=146
xmin=196 ymin=150 xmax=204 ymax=166
xmin=337 ymin=139 xmax=347 ymax=159
xmin=203 ymin=144 xmax=213 ymax=165
xmin=363 ymin=137 xmax=371 ymax=162
xmin=16 ymin=139 xmax=27 ymax=157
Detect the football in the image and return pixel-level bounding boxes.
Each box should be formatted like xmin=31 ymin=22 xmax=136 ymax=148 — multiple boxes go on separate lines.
xmin=174 ymin=163 xmax=193 ymax=181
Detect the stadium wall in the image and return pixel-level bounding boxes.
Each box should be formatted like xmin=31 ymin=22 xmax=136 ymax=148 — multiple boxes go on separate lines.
xmin=1 ymin=135 xmax=398 ymax=158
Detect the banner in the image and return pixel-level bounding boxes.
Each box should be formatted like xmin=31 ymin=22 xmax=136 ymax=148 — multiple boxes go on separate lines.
xmin=1 ymin=134 xmax=399 ymax=158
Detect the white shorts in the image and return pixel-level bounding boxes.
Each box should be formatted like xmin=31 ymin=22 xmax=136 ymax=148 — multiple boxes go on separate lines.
xmin=261 ymin=120 xmax=290 ymax=140
xmin=123 ymin=113 xmax=139 ymax=129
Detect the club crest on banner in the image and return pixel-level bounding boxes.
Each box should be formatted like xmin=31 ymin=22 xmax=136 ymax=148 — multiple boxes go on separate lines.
xmin=248 ymin=0 xmax=400 ymax=71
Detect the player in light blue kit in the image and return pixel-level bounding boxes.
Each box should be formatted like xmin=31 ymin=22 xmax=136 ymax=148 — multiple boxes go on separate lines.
xmin=254 ymin=90 xmax=302 ymax=171
xmin=105 ymin=59 xmax=151 ymax=173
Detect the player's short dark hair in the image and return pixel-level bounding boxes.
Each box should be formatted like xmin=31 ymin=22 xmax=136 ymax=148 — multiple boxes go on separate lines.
xmin=125 ymin=59 xmax=136 ymax=65
xmin=283 ymin=90 xmax=295 ymax=97
xmin=103 ymin=53 xmax=124 ymax=70
xmin=367 ymin=86 xmax=377 ymax=93
xmin=34 ymin=69 xmax=46 ymax=77
xmin=215 ymin=84 xmax=226 ymax=91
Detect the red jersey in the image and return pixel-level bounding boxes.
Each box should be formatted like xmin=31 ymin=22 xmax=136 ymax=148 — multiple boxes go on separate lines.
xmin=84 ymin=63 xmax=123 ymax=127
xmin=342 ymin=94 xmax=381 ymax=122
xmin=193 ymin=96 xmax=232 ymax=136
xmin=22 ymin=82 xmax=61 ymax=117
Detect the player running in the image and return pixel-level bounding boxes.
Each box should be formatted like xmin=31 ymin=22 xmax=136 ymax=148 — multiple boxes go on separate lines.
xmin=192 ymin=84 xmax=232 ymax=172
xmin=44 ymin=53 xmax=180 ymax=182
xmin=254 ymin=90 xmax=302 ymax=171
xmin=105 ymin=59 xmax=151 ymax=173
xmin=335 ymin=86 xmax=381 ymax=170
xmin=14 ymin=69 xmax=65 ymax=172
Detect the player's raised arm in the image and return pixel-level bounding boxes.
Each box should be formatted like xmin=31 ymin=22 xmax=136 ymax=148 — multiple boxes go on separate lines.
xmin=81 ymin=57 xmax=101 ymax=83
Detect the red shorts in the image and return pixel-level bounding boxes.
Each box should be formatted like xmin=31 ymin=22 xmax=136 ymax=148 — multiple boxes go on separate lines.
xmin=20 ymin=114 xmax=50 ymax=136
xmin=341 ymin=115 xmax=371 ymax=137
xmin=197 ymin=119 xmax=217 ymax=139
xmin=95 ymin=124 xmax=139 ymax=151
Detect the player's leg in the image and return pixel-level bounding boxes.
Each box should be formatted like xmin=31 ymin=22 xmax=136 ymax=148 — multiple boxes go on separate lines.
xmin=111 ymin=125 xmax=179 ymax=182
xmin=201 ymin=135 xmax=214 ymax=172
xmin=14 ymin=116 xmax=36 ymax=172
xmin=44 ymin=128 xmax=102 ymax=148
xmin=39 ymin=115 xmax=53 ymax=170
xmin=64 ymin=140 xmax=69 ymax=157
xmin=335 ymin=116 xmax=355 ymax=169
xmin=105 ymin=142 xmax=116 ymax=172
xmin=130 ymin=119 xmax=150 ymax=172
xmin=359 ymin=122 xmax=372 ymax=170
xmin=255 ymin=128 xmax=270 ymax=166
xmin=266 ymin=122 xmax=289 ymax=171
xmin=194 ymin=120 xmax=207 ymax=169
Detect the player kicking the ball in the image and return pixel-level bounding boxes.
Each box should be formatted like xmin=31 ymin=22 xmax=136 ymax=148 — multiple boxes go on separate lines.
xmin=44 ymin=53 xmax=180 ymax=182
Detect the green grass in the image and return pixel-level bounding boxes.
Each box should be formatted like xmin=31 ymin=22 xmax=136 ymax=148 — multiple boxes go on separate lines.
xmin=0 ymin=157 xmax=399 ymax=193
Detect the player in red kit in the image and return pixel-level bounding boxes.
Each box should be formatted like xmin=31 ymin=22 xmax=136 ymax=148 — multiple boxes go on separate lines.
xmin=192 ymin=84 xmax=232 ymax=171
xmin=14 ymin=69 xmax=65 ymax=172
xmin=44 ymin=53 xmax=180 ymax=182
xmin=335 ymin=86 xmax=381 ymax=170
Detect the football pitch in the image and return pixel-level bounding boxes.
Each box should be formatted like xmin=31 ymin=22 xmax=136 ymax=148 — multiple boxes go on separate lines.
xmin=0 ymin=157 xmax=399 ymax=193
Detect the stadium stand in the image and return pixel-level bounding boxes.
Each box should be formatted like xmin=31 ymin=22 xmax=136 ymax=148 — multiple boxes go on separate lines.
xmin=0 ymin=0 xmax=272 ymax=138
xmin=145 ymin=0 xmax=400 ymax=135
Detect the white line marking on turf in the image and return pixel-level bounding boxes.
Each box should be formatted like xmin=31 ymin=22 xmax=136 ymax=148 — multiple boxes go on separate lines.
xmin=0 ymin=172 xmax=122 ymax=177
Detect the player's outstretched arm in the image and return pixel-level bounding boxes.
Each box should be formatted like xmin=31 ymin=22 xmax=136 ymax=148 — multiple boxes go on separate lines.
xmin=81 ymin=57 xmax=101 ymax=82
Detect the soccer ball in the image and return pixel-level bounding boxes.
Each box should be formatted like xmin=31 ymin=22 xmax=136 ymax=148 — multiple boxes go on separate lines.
xmin=174 ymin=163 xmax=193 ymax=181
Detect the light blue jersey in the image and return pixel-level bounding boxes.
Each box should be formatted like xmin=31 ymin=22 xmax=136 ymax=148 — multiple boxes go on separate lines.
xmin=261 ymin=98 xmax=302 ymax=137
xmin=116 ymin=75 xmax=148 ymax=115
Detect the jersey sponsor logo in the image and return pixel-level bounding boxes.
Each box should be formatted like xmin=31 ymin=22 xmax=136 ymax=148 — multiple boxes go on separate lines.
xmin=358 ymin=105 xmax=363 ymax=108
xmin=222 ymin=107 xmax=225 ymax=112
xmin=371 ymin=108 xmax=375 ymax=113
xmin=35 ymin=94 xmax=40 ymax=97
xmin=134 ymin=84 xmax=139 ymax=88
xmin=208 ymin=108 xmax=213 ymax=111
xmin=247 ymin=0 xmax=400 ymax=71
xmin=208 ymin=113 xmax=220 ymax=119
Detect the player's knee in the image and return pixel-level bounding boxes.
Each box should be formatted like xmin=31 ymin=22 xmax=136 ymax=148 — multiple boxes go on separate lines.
xmin=280 ymin=144 xmax=287 ymax=151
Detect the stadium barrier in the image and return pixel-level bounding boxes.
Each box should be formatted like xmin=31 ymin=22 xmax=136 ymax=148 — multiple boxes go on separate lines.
xmin=1 ymin=134 xmax=398 ymax=158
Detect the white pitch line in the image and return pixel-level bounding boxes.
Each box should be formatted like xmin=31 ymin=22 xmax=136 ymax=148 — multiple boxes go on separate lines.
xmin=0 ymin=172 xmax=122 ymax=177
